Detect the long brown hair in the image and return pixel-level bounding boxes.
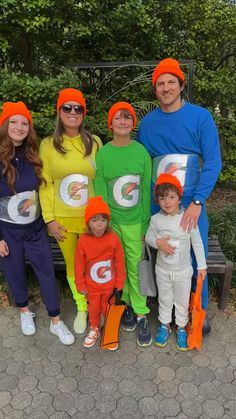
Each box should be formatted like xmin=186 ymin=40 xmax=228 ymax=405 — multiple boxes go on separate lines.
xmin=0 ymin=119 xmax=43 ymax=193
xmin=52 ymin=115 xmax=98 ymax=156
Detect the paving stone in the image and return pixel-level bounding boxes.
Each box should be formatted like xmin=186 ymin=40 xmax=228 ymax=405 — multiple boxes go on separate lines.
xmin=218 ymin=382 xmax=236 ymax=400
xmin=73 ymin=393 xmax=95 ymax=412
xmin=192 ymin=354 xmax=211 ymax=367
xmin=203 ymin=399 xmax=224 ymax=418
xmin=100 ymin=364 xmax=119 ymax=379
xmin=11 ymin=391 xmax=32 ymax=410
xmin=95 ymin=394 xmax=117 ymax=414
xmin=57 ymin=376 xmax=77 ymax=393
xmin=0 ymin=375 xmax=19 ymax=391
xmin=38 ymin=376 xmax=57 ymax=393
xmin=229 ymin=355 xmax=236 ymax=367
xmin=215 ymin=367 xmax=235 ymax=383
xmin=112 ymin=396 xmax=138 ymax=417
xmin=30 ymin=392 xmax=53 ymax=411
xmin=0 ymin=390 xmax=11 ymax=408
xmin=6 ymin=362 xmax=25 ymax=378
xmin=137 ymin=351 xmax=156 ymax=366
xmin=24 ymin=361 xmax=45 ymax=380
xmin=181 ymin=398 xmax=203 ymax=417
xmin=53 ymin=391 xmax=75 ymax=411
xmin=25 ymin=411 xmax=49 ymax=419
xmin=224 ymin=400 xmax=236 ymax=417
xmin=155 ymin=366 xmax=175 ymax=382
xmin=138 ymin=397 xmax=161 ymax=416
xmin=81 ymin=363 xmax=100 ymax=378
xmin=198 ymin=380 xmax=221 ymax=400
xmin=98 ymin=378 xmax=118 ymax=395
xmin=28 ymin=347 xmax=48 ymax=362
xmin=2 ymin=405 xmax=24 ymax=418
xmin=42 ymin=360 xmax=62 ymax=376
xmin=0 ymin=359 xmax=7 ymax=373
xmin=118 ymin=364 xmax=137 ymax=379
xmin=179 ymin=381 xmax=199 ymax=398
xmin=118 ymin=379 xmax=137 ymax=396
xmin=65 ymin=347 xmax=84 ymax=363
xmin=77 ymin=377 xmax=98 ymax=394
xmin=152 ymin=352 xmax=174 ymax=367
xmin=158 ymin=380 xmax=178 ymax=398
xmin=61 ymin=361 xmax=81 ymax=377
xmin=51 ymin=413 xmax=70 ymax=419
xmin=136 ymin=365 xmax=156 ymax=380
xmin=18 ymin=375 xmax=38 ymax=392
xmin=159 ymin=398 xmax=180 ymax=416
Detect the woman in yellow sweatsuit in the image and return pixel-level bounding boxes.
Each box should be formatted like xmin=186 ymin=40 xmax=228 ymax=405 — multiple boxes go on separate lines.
xmin=39 ymin=88 xmax=102 ymax=334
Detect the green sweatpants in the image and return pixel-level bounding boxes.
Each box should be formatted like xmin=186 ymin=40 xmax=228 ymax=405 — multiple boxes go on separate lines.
xmin=111 ymin=223 xmax=149 ymax=316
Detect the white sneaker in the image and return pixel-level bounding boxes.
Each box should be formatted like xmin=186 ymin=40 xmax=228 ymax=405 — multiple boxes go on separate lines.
xmin=50 ymin=321 xmax=75 ymax=345
xmin=20 ymin=311 xmax=36 ymax=336
xmin=73 ymin=311 xmax=87 ymax=334
xmin=83 ymin=327 xmax=100 ymax=348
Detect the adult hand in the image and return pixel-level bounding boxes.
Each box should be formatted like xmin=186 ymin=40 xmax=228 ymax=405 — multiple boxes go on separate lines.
xmin=198 ymin=269 xmax=207 ymax=280
xmin=47 ymin=220 xmax=67 ymax=241
xmin=180 ymin=202 xmax=202 ymax=232
xmin=156 ymin=236 xmax=175 ymax=256
xmin=0 ymin=240 xmax=9 ymax=257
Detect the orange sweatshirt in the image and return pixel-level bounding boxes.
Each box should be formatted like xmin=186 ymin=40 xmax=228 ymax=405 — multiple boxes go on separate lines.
xmin=75 ymin=231 xmax=126 ymax=292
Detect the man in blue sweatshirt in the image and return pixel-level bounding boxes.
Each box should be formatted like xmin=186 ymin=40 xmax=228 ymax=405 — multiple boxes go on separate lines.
xmin=137 ymin=58 xmax=222 ymax=335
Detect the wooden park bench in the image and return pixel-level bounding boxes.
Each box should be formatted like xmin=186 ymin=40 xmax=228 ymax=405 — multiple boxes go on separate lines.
xmin=1 ymin=235 xmax=234 ymax=310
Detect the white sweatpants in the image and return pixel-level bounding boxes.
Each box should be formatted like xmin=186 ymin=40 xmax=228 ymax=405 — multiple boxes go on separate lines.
xmin=155 ymin=264 xmax=193 ymax=327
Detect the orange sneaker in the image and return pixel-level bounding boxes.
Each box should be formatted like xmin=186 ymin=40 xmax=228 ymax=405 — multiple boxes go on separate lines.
xmin=83 ymin=327 xmax=100 ymax=348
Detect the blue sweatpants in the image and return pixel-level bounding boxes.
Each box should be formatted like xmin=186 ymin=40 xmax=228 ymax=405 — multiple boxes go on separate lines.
xmin=0 ymin=219 xmax=60 ymax=317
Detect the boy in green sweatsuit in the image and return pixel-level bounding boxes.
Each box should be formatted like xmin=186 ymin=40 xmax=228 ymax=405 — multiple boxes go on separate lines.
xmin=94 ymin=102 xmax=152 ymax=347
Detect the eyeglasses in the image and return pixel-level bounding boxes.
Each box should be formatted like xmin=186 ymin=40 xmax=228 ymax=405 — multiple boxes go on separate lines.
xmin=61 ymin=104 xmax=84 ymax=114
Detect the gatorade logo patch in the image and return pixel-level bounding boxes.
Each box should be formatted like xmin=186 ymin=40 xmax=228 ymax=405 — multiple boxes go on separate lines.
xmin=155 ymin=155 xmax=187 ymax=186
xmin=113 ymin=175 xmax=140 ymax=208
xmin=90 ymin=260 xmax=112 ymax=284
xmin=60 ymin=174 xmax=88 ymax=207
xmin=6 ymin=191 xmax=40 ymax=224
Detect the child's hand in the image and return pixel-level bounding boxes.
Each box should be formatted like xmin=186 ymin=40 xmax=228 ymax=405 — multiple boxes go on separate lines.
xmin=80 ymin=289 xmax=88 ymax=295
xmin=156 ymin=236 xmax=175 ymax=255
xmin=198 ymin=269 xmax=207 ymax=279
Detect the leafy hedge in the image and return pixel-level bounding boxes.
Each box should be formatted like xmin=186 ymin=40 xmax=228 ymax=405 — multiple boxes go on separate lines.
xmin=0 ymin=67 xmax=235 ymax=185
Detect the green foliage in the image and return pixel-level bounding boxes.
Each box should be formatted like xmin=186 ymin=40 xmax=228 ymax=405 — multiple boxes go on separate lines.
xmin=0 ymin=0 xmax=235 ymax=180
xmin=208 ymin=203 xmax=236 ymax=286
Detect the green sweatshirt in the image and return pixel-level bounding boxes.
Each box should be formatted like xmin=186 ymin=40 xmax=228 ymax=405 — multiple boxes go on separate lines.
xmin=94 ymin=140 xmax=151 ymax=235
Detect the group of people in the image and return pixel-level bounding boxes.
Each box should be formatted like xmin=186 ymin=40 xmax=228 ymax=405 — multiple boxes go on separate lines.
xmin=0 ymin=58 xmax=222 ymax=350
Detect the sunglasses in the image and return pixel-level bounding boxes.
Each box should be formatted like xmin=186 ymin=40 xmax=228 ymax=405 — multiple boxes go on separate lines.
xmin=61 ymin=104 xmax=84 ymax=114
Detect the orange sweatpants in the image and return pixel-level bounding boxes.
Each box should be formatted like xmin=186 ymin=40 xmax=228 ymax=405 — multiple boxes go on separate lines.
xmin=87 ymin=288 xmax=114 ymax=328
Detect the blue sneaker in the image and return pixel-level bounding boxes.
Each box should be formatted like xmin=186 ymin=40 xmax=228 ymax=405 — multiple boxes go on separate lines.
xmin=122 ymin=305 xmax=136 ymax=331
xmin=137 ymin=317 xmax=152 ymax=347
xmin=155 ymin=324 xmax=170 ymax=347
xmin=177 ymin=327 xmax=188 ymax=351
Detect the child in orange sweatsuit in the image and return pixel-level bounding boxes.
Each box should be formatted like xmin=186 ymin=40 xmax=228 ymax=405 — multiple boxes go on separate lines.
xmin=75 ymin=196 xmax=126 ymax=349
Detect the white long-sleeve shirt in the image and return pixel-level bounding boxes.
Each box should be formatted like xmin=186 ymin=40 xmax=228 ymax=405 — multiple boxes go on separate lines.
xmin=145 ymin=209 xmax=207 ymax=272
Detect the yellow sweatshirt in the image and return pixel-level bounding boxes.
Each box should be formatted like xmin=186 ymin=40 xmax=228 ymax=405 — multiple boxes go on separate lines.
xmin=39 ymin=134 xmax=102 ymax=223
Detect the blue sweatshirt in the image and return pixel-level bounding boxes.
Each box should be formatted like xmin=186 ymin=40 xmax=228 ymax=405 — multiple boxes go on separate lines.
xmin=137 ymin=102 xmax=222 ymax=205
xmin=0 ymin=143 xmax=42 ymax=238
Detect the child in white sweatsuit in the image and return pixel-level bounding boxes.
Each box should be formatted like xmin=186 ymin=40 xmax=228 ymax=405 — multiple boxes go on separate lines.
xmin=145 ymin=173 xmax=207 ymax=350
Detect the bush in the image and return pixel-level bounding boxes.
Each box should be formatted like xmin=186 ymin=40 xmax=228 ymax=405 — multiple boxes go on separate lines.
xmin=208 ymin=203 xmax=236 ymax=288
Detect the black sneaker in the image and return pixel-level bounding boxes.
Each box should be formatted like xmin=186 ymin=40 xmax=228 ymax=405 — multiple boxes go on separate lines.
xmin=137 ymin=317 xmax=152 ymax=347
xmin=122 ymin=305 xmax=137 ymax=331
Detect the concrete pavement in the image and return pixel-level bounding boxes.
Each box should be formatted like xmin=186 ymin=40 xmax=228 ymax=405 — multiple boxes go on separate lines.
xmin=0 ymin=298 xmax=235 ymax=418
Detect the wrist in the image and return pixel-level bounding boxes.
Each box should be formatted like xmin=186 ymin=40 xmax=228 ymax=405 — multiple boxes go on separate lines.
xmin=192 ymin=200 xmax=203 ymax=206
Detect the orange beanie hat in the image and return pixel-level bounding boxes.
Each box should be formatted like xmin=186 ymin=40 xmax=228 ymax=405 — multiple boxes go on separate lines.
xmin=152 ymin=58 xmax=185 ymax=86
xmin=107 ymin=102 xmax=137 ymax=129
xmin=56 ymin=88 xmax=87 ymax=115
xmin=85 ymin=196 xmax=110 ymax=224
xmin=0 ymin=101 xmax=33 ymax=126
xmin=155 ymin=173 xmax=183 ymax=196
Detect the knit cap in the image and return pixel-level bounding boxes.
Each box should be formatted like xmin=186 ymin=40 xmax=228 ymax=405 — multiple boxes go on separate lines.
xmin=56 ymin=88 xmax=87 ymax=115
xmin=0 ymin=101 xmax=32 ymax=126
xmin=155 ymin=173 xmax=183 ymax=196
xmin=107 ymin=102 xmax=137 ymax=129
xmin=85 ymin=196 xmax=110 ymax=224
xmin=152 ymin=58 xmax=185 ymax=86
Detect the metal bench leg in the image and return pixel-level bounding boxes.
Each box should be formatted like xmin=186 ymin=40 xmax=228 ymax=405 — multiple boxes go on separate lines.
xmin=219 ymin=261 xmax=234 ymax=310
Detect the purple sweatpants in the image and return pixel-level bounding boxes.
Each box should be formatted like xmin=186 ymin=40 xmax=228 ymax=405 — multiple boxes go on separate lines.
xmin=0 ymin=218 xmax=60 ymax=317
